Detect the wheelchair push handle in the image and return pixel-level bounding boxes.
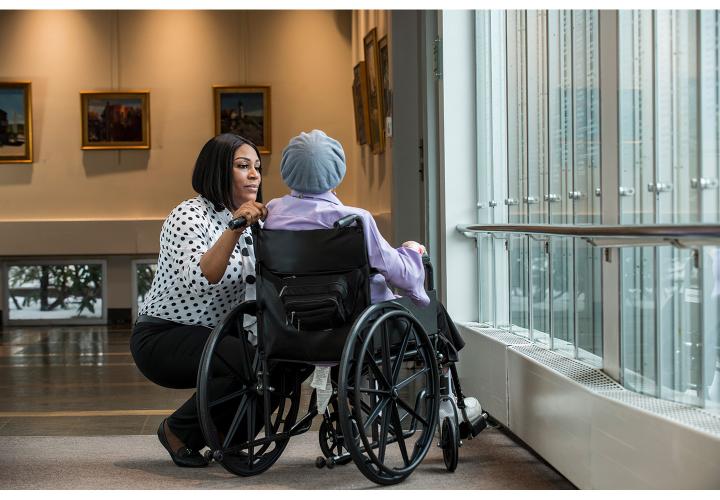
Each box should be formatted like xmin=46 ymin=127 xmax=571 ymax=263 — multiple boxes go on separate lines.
xmin=228 ymin=216 xmax=247 ymax=231
xmin=333 ymin=214 xmax=363 ymax=229
xmin=422 ymin=254 xmax=434 ymax=291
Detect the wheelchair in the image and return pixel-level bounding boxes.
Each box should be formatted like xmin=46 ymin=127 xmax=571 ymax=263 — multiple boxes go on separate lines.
xmin=195 ymin=215 xmax=487 ymax=485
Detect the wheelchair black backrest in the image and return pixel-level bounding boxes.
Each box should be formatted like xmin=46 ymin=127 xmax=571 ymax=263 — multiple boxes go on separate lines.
xmin=254 ymin=222 xmax=370 ymax=364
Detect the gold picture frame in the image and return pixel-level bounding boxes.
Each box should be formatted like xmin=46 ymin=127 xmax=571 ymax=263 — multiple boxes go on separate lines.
xmin=80 ymin=91 xmax=150 ymax=150
xmin=0 ymin=82 xmax=33 ymax=163
xmin=378 ymin=35 xmax=391 ymax=123
xmin=213 ymin=85 xmax=271 ymax=154
xmin=363 ymin=28 xmax=385 ymax=154
xmin=352 ymin=62 xmax=371 ymax=146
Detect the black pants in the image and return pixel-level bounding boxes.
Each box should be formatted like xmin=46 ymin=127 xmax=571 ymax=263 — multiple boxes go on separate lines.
xmin=436 ymin=302 xmax=465 ymax=362
xmin=130 ymin=320 xmax=253 ymax=451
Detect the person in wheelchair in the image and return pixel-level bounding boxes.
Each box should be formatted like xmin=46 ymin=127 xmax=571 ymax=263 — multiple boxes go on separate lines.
xmin=130 ymin=133 xmax=267 ymax=468
xmin=264 ymin=129 xmax=482 ymax=431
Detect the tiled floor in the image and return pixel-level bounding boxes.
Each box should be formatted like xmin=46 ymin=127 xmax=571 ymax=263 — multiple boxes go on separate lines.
xmin=0 ymin=325 xmax=190 ymax=436
xmin=0 ymin=325 xmax=354 ymax=437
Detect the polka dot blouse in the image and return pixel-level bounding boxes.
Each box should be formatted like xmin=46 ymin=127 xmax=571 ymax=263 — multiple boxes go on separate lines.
xmin=139 ymin=195 xmax=257 ymax=329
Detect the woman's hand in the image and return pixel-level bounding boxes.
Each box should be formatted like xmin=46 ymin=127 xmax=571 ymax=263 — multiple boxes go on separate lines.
xmin=232 ymin=201 xmax=268 ymax=229
xmin=402 ymin=241 xmax=427 ymax=255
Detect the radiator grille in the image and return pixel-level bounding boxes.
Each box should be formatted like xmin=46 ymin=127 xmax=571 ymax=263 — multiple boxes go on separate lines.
xmin=463 ymin=324 xmax=533 ymax=346
xmin=604 ymin=391 xmax=720 ymax=435
xmin=511 ymin=344 xmax=623 ymax=391
xmin=462 ymin=323 xmax=720 ymax=438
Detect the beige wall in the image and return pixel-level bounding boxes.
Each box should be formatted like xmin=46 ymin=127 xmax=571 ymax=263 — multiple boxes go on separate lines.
xmin=0 ymin=10 xmax=397 ymax=312
xmin=0 ymin=10 xmax=356 ymax=220
xmin=351 ymin=10 xmax=393 ymax=241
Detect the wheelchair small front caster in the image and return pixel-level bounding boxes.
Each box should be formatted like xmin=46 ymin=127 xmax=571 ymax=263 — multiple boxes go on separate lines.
xmin=315 ymin=456 xmax=326 ymax=469
xmin=212 ymin=450 xmax=224 ymax=462
xmin=325 ymin=457 xmax=335 ymax=469
xmin=204 ymin=450 xmax=213 ymax=463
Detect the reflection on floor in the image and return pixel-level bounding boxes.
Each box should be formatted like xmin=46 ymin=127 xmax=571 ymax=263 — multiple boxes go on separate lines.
xmin=0 ymin=325 xmax=574 ymax=489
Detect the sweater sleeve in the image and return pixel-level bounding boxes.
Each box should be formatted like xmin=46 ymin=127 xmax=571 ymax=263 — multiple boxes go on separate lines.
xmin=360 ymin=210 xmax=430 ymax=307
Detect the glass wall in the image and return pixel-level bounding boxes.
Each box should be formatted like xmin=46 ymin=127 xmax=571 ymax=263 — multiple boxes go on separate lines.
xmin=475 ymin=9 xmax=603 ymax=366
xmin=474 ymin=9 xmax=720 ymax=411
xmin=617 ymin=10 xmax=720 ymax=409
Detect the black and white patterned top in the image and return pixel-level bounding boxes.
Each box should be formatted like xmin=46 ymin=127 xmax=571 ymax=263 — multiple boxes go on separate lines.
xmin=139 ymin=195 xmax=257 ymax=330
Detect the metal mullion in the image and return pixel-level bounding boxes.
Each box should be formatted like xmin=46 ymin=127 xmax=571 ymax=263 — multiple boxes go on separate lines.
xmin=651 ymin=10 xmax=661 ymax=397
xmin=506 ymin=12 xmax=512 ymax=331
xmin=570 ymin=10 xmax=579 ymax=359
xmin=546 ymin=11 xmax=554 ymax=351
xmin=524 ymin=11 xmax=534 ymax=342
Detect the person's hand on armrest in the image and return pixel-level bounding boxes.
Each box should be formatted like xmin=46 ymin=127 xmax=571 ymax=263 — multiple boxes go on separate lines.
xmin=402 ymin=241 xmax=427 ymax=256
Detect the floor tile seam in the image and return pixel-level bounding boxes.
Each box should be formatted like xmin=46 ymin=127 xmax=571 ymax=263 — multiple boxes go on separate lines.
xmin=0 ymin=409 xmax=175 ymax=417
xmin=0 ymin=352 xmax=133 ymax=358
xmin=0 ymin=382 xmax=154 ymax=389
xmin=0 ymin=362 xmax=138 ymax=368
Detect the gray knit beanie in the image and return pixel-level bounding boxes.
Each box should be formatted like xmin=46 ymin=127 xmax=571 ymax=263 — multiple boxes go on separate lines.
xmin=280 ymin=130 xmax=346 ymax=194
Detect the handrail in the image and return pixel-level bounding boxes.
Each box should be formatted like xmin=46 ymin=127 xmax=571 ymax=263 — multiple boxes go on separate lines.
xmin=456 ymin=223 xmax=720 ymax=248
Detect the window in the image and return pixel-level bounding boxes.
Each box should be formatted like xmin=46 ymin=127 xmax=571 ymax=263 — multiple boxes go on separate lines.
xmin=3 ymin=261 xmax=106 ymax=324
xmin=474 ymin=10 xmax=719 ymax=411
xmin=131 ymin=259 xmax=157 ymax=320
xmin=475 ymin=9 xmax=602 ymax=366
xmin=618 ymin=10 xmax=720 ymax=409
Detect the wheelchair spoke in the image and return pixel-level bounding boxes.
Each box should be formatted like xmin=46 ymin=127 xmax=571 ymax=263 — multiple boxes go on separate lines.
xmin=395 ymin=396 xmax=428 ymax=427
xmin=381 ymin=320 xmax=392 ymax=383
xmin=223 ymin=393 xmax=250 ymax=449
xmin=213 ymin=351 xmax=249 ymax=383
xmin=395 ymin=367 xmax=430 ymax=391
xmin=247 ymin=396 xmax=256 ymax=466
xmin=377 ymin=401 xmax=391 ymax=462
xmin=390 ymin=401 xmax=410 ymax=467
xmin=358 ymin=387 xmax=391 ymax=396
xmin=209 ymin=387 xmax=249 ymax=409
xmin=391 ymin=321 xmax=412 ymax=382
xmin=363 ymin=350 xmax=391 ymax=389
xmin=362 ymin=396 xmax=391 ymax=432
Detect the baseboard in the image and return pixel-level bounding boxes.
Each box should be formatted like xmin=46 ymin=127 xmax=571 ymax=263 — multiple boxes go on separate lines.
xmin=108 ymin=308 xmax=132 ymax=326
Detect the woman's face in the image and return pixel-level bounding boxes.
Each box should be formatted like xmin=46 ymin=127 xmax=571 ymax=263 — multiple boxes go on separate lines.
xmin=232 ymin=144 xmax=261 ymax=208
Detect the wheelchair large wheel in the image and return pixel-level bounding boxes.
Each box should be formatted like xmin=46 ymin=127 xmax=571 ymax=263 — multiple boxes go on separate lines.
xmin=197 ymin=301 xmax=303 ymax=476
xmin=337 ymin=302 xmax=440 ymax=485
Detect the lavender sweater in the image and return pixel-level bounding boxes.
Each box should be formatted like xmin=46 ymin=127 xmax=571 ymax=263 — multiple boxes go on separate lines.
xmin=264 ymin=190 xmax=429 ymax=307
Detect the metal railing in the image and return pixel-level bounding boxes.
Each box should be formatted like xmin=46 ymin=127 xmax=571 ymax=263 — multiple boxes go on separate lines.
xmin=456 ymin=223 xmax=720 ymax=247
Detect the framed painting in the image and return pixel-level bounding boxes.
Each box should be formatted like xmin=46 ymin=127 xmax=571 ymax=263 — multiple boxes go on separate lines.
xmin=80 ymin=91 xmax=150 ymax=150
xmin=352 ymin=62 xmax=371 ymax=146
xmin=0 ymin=82 xmax=33 ymax=163
xmin=363 ymin=28 xmax=385 ymax=154
xmin=214 ymin=86 xmax=271 ymax=154
xmin=378 ymin=35 xmax=391 ymax=123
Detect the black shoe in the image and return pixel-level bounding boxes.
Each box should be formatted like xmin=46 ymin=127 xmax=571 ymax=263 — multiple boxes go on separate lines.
xmin=157 ymin=420 xmax=209 ymax=468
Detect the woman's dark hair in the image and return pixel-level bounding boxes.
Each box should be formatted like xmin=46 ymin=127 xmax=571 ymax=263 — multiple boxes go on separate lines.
xmin=192 ymin=133 xmax=263 ymax=212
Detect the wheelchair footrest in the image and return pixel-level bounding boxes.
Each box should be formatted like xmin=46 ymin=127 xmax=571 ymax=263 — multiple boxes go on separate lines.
xmin=459 ymin=413 xmax=488 ymax=440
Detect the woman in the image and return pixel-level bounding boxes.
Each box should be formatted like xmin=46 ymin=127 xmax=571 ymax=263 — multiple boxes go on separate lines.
xmin=263 ymin=130 xmax=473 ymax=415
xmin=130 ymin=133 xmax=266 ymax=467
